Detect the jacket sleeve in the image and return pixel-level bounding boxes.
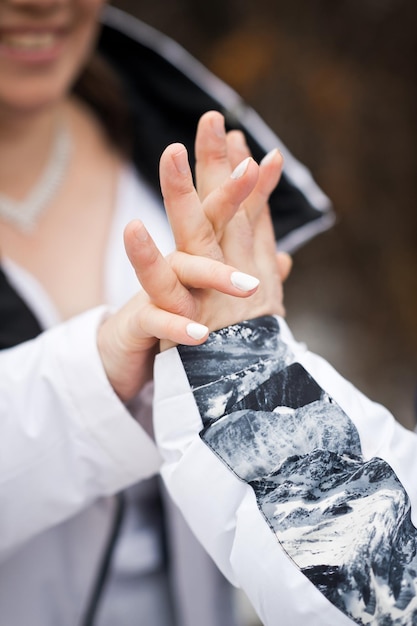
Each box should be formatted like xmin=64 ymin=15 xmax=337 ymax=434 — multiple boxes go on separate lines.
xmin=0 ymin=306 xmax=161 ymax=561
xmin=153 ymin=315 xmax=417 ymax=626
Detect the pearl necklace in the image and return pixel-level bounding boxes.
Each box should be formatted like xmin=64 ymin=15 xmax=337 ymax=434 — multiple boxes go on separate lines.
xmin=0 ymin=121 xmax=72 ymax=233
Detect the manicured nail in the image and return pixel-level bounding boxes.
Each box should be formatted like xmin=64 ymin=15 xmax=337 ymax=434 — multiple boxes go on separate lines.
xmin=173 ymin=148 xmax=189 ymax=175
xmin=230 ymin=156 xmax=251 ymax=179
xmin=231 ymin=271 xmax=260 ymax=291
xmin=211 ymin=114 xmax=226 ymax=138
xmin=260 ymin=148 xmax=279 ymax=167
xmin=186 ymin=322 xmax=209 ymax=340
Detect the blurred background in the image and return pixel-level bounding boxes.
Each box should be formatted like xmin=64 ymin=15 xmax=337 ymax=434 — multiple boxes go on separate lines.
xmin=112 ymin=1 xmax=416 ymax=623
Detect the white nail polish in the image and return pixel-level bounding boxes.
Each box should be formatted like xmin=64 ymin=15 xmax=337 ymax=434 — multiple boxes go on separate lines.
xmin=260 ymin=148 xmax=279 ymax=166
xmin=231 ymin=271 xmax=260 ymax=291
xmin=230 ymin=156 xmax=251 ymax=179
xmin=186 ymin=322 xmax=209 ymax=340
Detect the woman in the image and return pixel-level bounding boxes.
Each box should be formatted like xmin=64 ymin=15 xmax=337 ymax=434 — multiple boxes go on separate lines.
xmin=0 ymin=1 xmax=325 ymax=625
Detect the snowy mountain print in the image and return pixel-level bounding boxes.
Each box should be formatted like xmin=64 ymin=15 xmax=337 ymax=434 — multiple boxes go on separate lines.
xmin=178 ymin=317 xmax=417 ymax=625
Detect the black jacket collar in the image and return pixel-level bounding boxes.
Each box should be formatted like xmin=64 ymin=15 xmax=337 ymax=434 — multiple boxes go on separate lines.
xmin=98 ymin=6 xmax=333 ymax=247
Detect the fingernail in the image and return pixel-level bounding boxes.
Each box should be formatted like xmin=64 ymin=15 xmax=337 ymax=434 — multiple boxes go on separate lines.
xmin=211 ymin=114 xmax=226 ymax=138
xmin=186 ymin=322 xmax=209 ymax=340
xmin=231 ymin=271 xmax=260 ymax=291
xmin=260 ymin=148 xmax=279 ymax=167
xmin=230 ymin=156 xmax=251 ymax=179
xmin=173 ymin=148 xmax=189 ymax=175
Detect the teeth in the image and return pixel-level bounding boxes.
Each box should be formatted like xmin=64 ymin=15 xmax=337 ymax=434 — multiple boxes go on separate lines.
xmin=1 ymin=33 xmax=56 ymax=50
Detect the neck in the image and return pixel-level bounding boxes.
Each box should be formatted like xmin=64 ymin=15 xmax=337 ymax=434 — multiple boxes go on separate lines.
xmin=0 ymin=102 xmax=66 ymax=199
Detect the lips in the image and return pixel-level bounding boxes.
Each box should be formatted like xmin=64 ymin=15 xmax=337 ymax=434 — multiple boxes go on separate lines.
xmin=0 ymin=31 xmax=59 ymax=51
xmin=0 ymin=27 xmax=67 ymax=63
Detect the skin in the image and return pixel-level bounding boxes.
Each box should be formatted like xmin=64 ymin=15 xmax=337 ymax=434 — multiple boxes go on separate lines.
xmin=0 ymin=0 xmax=122 ymax=320
xmin=0 ymin=1 xmax=290 ymax=403
xmin=0 ymin=0 xmax=105 ymax=115
xmin=98 ymin=111 xmax=291 ymax=402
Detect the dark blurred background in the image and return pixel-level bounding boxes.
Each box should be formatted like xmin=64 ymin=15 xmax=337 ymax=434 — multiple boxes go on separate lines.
xmin=111 ymin=1 xmax=416 ymax=424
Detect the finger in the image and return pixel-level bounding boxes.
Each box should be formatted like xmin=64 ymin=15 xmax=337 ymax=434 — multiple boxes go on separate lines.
xmin=161 ymin=142 xmax=260 ymax=258
xmin=220 ymin=207 xmax=256 ymax=269
xmin=168 ymin=250 xmax=259 ymax=295
xmin=219 ymin=153 xmax=283 ymax=303
xmin=224 ymin=136 xmax=284 ymax=225
xmin=253 ymin=207 xmax=286 ymax=317
xmin=133 ymin=302 xmax=210 ymax=344
xmin=226 ymin=129 xmax=251 ymax=169
xmin=253 ymin=205 xmax=281 ymax=265
xmin=221 ymin=203 xmax=278 ymax=288
xmin=159 ymin=143 xmax=222 ymax=259
xmin=202 ymin=155 xmax=260 ymax=236
xmin=202 ymin=156 xmax=261 ymax=267
xmin=124 ymin=220 xmax=260 ymax=319
xmin=242 ymin=148 xmax=284 ymax=225
xmin=276 ymin=251 xmax=293 ymax=282
xmin=124 ymin=219 xmax=195 ymax=317
xmin=195 ymin=110 xmax=231 ymax=200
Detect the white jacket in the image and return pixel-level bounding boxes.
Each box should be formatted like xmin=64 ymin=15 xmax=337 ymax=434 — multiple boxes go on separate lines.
xmin=0 ymin=168 xmax=237 ymax=626
xmin=0 ymin=168 xmax=169 ymax=624
xmin=154 ymin=316 xmax=417 ymax=626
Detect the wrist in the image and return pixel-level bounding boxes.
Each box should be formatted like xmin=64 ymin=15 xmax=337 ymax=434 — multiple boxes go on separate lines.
xmin=97 ymin=313 xmax=157 ymax=402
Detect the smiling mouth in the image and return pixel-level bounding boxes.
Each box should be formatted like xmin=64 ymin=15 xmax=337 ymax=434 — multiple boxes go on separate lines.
xmin=0 ymin=32 xmax=60 ymax=51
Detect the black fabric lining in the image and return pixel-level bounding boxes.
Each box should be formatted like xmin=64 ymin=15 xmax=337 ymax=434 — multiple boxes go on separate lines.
xmin=97 ymin=23 xmax=326 ymax=243
xmin=0 ymin=267 xmax=42 ymax=349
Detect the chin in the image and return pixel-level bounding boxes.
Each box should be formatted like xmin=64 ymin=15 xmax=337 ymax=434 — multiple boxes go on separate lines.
xmin=0 ymin=72 xmax=78 ymax=117
xmin=0 ymin=34 xmax=96 ymax=119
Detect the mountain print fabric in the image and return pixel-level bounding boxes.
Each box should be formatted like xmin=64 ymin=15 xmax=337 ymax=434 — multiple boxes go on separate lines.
xmin=154 ymin=316 xmax=417 ymax=626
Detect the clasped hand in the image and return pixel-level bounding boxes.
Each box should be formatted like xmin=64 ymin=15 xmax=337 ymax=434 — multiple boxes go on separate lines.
xmin=98 ymin=112 xmax=291 ymax=401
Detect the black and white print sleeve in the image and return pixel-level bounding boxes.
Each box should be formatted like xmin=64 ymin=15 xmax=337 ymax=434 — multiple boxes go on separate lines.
xmin=153 ymin=316 xmax=417 ymax=626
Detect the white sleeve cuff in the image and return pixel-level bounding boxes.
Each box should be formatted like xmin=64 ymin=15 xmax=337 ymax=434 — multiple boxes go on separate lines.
xmin=56 ymin=306 xmax=162 ymax=489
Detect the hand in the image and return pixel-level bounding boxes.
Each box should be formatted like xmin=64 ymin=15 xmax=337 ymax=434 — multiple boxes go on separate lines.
xmin=97 ymin=113 xmax=275 ymax=401
xmin=97 ymin=112 xmax=291 ymax=401
xmin=158 ymin=111 xmax=291 ymax=333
